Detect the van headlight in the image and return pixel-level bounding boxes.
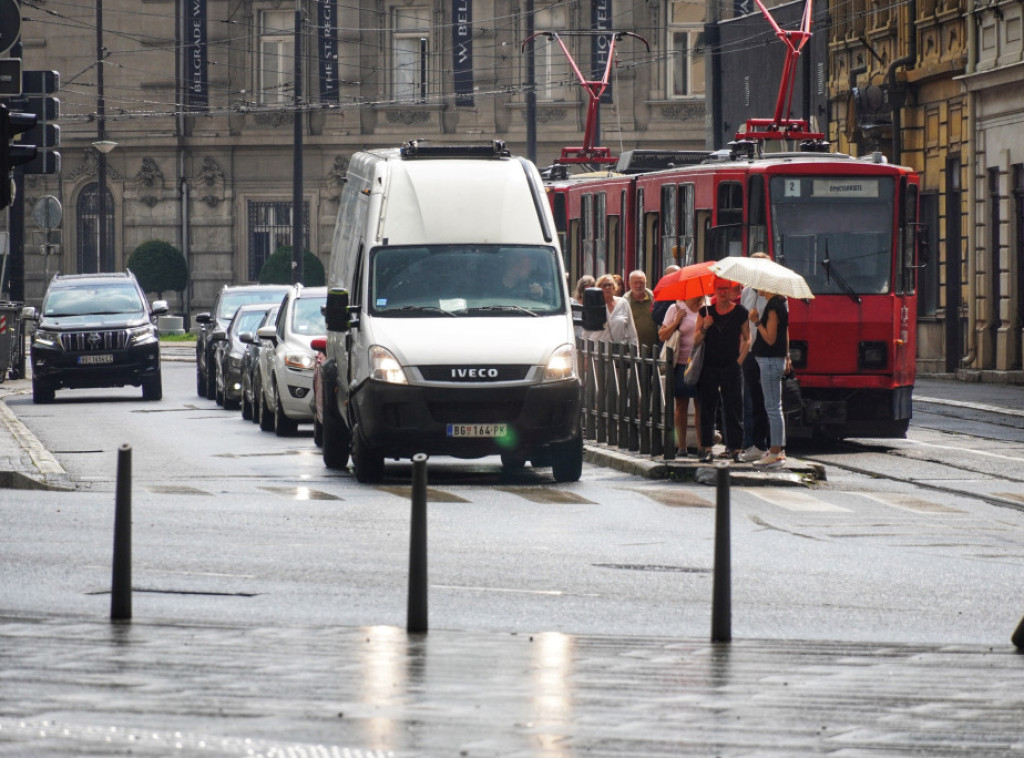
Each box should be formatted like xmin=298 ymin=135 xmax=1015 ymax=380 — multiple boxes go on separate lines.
xmin=542 ymin=343 xmax=576 ymax=382
xmin=33 ymin=329 xmax=62 ymax=349
xmin=369 ymin=345 xmax=408 ymax=384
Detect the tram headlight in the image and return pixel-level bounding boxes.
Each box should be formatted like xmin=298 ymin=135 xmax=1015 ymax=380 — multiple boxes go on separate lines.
xmin=858 ymin=341 xmax=887 ymax=370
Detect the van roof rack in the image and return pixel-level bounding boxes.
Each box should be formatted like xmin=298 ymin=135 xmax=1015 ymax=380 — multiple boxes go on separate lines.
xmin=400 ymin=140 xmax=510 ymax=159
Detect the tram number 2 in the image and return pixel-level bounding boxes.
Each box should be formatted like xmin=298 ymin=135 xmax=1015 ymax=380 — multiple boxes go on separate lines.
xmin=784 ymin=179 xmax=801 ymax=197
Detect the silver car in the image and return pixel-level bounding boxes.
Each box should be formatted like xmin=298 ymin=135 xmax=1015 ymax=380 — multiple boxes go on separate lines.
xmin=254 ymin=285 xmax=327 ymax=436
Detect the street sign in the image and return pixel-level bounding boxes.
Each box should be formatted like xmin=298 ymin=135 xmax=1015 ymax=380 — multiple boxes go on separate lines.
xmin=0 ymin=0 xmax=20 ymax=58
xmin=32 ymin=194 xmax=61 ymax=229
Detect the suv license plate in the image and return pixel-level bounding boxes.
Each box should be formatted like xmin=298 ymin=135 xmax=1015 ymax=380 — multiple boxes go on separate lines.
xmin=446 ymin=423 xmax=508 ymax=438
xmin=78 ymin=354 xmax=114 ymax=365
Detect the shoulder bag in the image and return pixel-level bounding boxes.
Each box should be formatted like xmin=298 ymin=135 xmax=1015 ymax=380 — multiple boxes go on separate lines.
xmin=659 ymin=329 xmax=680 ymax=368
xmin=683 ymin=340 xmax=705 ymax=386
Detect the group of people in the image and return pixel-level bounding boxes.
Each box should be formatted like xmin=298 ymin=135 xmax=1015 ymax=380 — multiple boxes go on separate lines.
xmin=574 ymin=258 xmax=789 ymax=470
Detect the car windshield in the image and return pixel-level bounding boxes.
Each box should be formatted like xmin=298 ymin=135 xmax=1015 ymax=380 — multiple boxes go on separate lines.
xmin=43 ymin=283 xmax=145 ymax=317
xmin=231 ymin=308 xmax=270 ymax=336
xmin=369 ymin=245 xmax=565 ymax=316
xmin=217 ymin=289 xmax=289 ymax=320
xmin=291 ymin=296 xmax=326 ymax=334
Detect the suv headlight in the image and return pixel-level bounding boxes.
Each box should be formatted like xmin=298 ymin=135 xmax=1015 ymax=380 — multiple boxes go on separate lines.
xmin=128 ymin=325 xmax=159 ymax=346
xmin=542 ymin=343 xmax=576 ymax=382
xmin=284 ymin=351 xmax=315 ymax=371
xmin=369 ymin=345 xmax=408 ymax=385
xmin=32 ymin=329 xmax=62 ymax=349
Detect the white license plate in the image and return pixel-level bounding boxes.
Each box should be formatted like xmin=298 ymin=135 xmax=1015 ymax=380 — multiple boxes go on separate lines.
xmin=78 ymin=354 xmax=114 ymax=365
xmin=446 ymin=423 xmax=508 ymax=438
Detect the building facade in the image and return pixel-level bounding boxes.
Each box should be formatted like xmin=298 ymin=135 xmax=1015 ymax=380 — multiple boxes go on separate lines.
xmin=13 ymin=0 xmax=708 ymax=316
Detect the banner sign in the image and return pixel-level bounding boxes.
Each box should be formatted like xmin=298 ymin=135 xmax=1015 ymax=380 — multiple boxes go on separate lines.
xmin=186 ymin=0 xmax=208 ymax=109
xmin=318 ymin=0 xmax=339 ymax=103
xmin=452 ymin=0 xmax=473 ymax=105
xmin=591 ymin=0 xmax=612 ymax=104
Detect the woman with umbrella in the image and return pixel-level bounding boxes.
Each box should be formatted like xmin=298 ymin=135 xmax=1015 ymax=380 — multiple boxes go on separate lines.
xmin=747 ymin=290 xmax=790 ymax=469
xmin=692 ymin=276 xmax=751 ymax=463
xmin=658 ymin=293 xmax=707 ymax=457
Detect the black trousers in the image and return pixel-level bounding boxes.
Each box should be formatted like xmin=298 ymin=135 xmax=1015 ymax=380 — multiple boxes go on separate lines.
xmin=698 ymin=361 xmax=744 ymax=451
xmin=742 ymin=353 xmax=769 ymax=450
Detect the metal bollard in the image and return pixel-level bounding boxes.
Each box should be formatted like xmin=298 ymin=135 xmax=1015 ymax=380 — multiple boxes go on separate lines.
xmin=110 ymin=444 xmax=132 ymax=621
xmin=407 ymin=453 xmax=429 ymax=633
xmin=1013 ymin=615 xmax=1024 ymax=650
xmin=711 ymin=462 xmax=731 ymax=642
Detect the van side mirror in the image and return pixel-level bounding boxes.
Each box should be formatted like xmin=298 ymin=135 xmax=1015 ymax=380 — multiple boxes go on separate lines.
xmin=581 ymin=287 xmax=606 ymax=332
xmin=324 ymin=288 xmax=351 ymax=332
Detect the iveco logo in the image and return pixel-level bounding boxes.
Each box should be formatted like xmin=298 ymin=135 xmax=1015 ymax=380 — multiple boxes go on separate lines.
xmin=87 ymin=332 xmax=102 ymax=348
xmin=451 ymin=367 xmax=500 ymax=379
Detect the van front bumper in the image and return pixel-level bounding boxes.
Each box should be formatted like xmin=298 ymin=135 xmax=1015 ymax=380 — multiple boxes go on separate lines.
xmin=351 ymin=379 xmax=581 ymax=458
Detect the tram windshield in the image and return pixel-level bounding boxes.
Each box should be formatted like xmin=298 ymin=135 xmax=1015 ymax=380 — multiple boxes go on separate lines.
xmin=769 ymin=176 xmax=895 ymax=296
xmin=369 ymin=244 xmax=566 ymax=317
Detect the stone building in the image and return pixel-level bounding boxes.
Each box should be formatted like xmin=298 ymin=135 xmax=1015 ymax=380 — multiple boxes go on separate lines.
xmin=12 ymin=0 xmax=709 ymax=317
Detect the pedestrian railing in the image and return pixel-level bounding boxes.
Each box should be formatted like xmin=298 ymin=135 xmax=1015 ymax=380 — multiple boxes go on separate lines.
xmin=576 ymin=338 xmax=678 ymax=460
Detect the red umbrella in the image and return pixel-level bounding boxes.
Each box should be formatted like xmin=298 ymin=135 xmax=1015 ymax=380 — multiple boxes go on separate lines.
xmin=653 ymin=260 xmax=718 ymax=301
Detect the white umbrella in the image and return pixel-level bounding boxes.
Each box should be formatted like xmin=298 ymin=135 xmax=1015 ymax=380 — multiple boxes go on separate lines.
xmin=709 ymin=256 xmax=815 ymax=300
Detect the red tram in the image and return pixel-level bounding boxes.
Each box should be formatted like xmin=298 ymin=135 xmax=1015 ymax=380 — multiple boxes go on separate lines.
xmin=549 ymin=150 xmax=920 ymax=439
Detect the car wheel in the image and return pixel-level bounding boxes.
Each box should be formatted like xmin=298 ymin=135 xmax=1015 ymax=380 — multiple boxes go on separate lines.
xmin=205 ymin=356 xmax=217 ymax=400
xmin=241 ymin=391 xmax=253 ymax=420
xmin=351 ymin=424 xmax=384 ymax=483
xmin=321 ymin=403 xmax=351 ymax=470
xmin=551 ymin=433 xmax=583 ymax=483
xmin=196 ymin=364 xmax=205 ymax=397
xmin=32 ymin=378 xmax=55 ymax=404
xmin=313 ymin=416 xmax=323 ymax=447
xmin=142 ymin=373 xmax=163 ymax=401
xmin=257 ymin=384 xmax=275 ymax=432
xmin=274 ymin=390 xmax=298 ymax=437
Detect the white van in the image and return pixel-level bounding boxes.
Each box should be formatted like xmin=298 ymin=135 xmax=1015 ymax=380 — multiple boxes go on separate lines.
xmin=317 ymin=141 xmax=583 ymax=483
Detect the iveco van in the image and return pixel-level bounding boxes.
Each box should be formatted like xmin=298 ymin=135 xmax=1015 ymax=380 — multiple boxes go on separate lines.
xmin=316 ymin=141 xmax=582 ymax=483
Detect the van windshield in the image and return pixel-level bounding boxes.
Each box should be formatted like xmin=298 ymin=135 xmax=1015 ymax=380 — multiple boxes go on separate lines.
xmin=369 ymin=245 xmax=566 ymax=316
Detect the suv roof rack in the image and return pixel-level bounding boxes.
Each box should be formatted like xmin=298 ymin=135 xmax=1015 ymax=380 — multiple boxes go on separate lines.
xmin=400 ymin=140 xmax=510 ymax=159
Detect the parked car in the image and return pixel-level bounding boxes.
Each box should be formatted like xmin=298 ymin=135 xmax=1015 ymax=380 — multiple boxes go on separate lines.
xmin=213 ymin=303 xmax=275 ymax=410
xmin=254 ymin=285 xmax=327 ymax=436
xmin=194 ymin=284 xmax=289 ymax=401
xmin=27 ymin=271 xmax=168 ymax=404
xmin=240 ymin=305 xmax=279 ymax=422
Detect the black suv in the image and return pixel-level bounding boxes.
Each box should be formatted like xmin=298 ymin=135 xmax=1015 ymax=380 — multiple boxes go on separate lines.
xmin=194 ymin=284 xmax=290 ymax=400
xmin=28 ymin=271 xmax=168 ymax=404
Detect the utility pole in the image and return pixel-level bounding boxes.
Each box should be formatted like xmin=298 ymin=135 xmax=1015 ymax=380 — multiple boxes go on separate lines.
xmin=291 ymin=1 xmax=304 ymax=285
xmin=96 ymin=0 xmax=107 ymax=273
xmin=525 ymin=0 xmax=536 ymax=164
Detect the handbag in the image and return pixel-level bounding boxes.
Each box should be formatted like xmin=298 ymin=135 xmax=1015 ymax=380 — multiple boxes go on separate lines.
xmin=682 ymin=341 xmax=705 ymax=386
xmin=659 ymin=329 xmax=680 ymax=367
xmin=782 ymin=373 xmax=804 ymax=417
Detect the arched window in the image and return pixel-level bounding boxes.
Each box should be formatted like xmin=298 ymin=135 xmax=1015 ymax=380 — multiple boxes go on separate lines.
xmin=76 ymin=182 xmax=115 ymax=273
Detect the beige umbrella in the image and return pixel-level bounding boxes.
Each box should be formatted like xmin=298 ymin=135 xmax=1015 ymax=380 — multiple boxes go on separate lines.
xmin=709 ymin=256 xmax=815 ymax=300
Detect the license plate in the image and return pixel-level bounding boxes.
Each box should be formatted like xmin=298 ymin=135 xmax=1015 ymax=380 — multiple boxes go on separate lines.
xmin=78 ymin=354 xmax=114 ymax=365
xmin=446 ymin=423 xmax=508 ymax=438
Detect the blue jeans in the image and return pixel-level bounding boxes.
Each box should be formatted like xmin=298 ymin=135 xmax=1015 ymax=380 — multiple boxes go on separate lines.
xmin=756 ymin=356 xmax=786 ymax=449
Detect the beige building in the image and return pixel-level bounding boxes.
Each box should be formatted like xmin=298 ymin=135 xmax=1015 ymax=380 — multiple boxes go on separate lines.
xmin=959 ymin=0 xmax=1024 ymax=377
xmin=13 ymin=0 xmax=708 ymax=318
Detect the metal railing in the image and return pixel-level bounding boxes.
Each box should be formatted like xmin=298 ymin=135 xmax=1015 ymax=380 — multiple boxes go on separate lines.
xmin=577 ymin=337 xmax=678 ymax=459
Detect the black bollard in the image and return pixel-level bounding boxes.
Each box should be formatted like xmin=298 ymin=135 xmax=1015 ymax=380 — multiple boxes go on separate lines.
xmin=110 ymin=444 xmax=132 ymax=621
xmin=1013 ymin=615 xmax=1024 ymax=650
xmin=407 ymin=453 xmax=429 ymax=633
xmin=711 ymin=462 xmax=731 ymax=642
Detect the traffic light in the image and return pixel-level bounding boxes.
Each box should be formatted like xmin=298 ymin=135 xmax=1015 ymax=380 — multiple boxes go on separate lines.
xmin=0 ymin=102 xmax=36 ymax=208
xmin=21 ymin=95 xmax=59 ymax=174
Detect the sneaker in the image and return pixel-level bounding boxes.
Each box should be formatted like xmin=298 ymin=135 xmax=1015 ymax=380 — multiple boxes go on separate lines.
xmin=699 ymin=450 xmax=714 ymax=463
xmin=740 ymin=445 xmax=766 ymax=462
xmin=713 ymin=430 xmax=723 ymax=445
xmin=753 ymin=452 xmax=787 ymax=470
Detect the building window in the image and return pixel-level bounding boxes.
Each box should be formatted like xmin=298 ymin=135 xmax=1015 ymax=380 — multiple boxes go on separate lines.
xmin=247 ymin=201 xmax=310 ymax=281
xmin=76 ymin=182 xmax=115 ymax=273
xmin=667 ymin=1 xmax=705 ymax=98
xmin=522 ymin=4 xmax=573 ymax=103
xmin=259 ymin=10 xmax=295 ymax=105
xmin=391 ymin=7 xmax=431 ymax=102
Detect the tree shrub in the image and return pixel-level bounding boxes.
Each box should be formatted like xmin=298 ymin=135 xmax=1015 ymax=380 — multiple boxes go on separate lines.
xmin=127 ymin=240 xmax=189 ymax=298
xmin=258 ymin=246 xmax=326 ymax=286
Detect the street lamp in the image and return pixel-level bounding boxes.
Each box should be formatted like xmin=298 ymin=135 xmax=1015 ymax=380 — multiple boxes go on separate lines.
xmin=92 ymin=139 xmax=116 ymax=273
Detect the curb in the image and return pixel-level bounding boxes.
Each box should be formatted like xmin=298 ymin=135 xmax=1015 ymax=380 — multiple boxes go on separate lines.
xmin=584 ymin=443 xmax=824 ymax=485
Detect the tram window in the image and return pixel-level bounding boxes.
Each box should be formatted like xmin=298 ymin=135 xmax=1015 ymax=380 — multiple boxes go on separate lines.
xmin=901 ymin=182 xmax=918 ymax=295
xmin=607 ymin=215 xmax=620 ymax=277
xmin=644 ymin=212 xmax=660 ymax=278
xmin=749 ymin=176 xmax=767 ymax=254
xmin=717 ymin=182 xmax=744 ymax=227
xmin=568 ymin=218 xmax=581 ymax=281
xmin=582 ymin=194 xmax=595 ymax=276
xmin=680 ymin=184 xmax=696 ymax=265
xmin=595 ymin=193 xmax=607 ymax=278
xmin=662 ymin=184 xmax=678 ymax=266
